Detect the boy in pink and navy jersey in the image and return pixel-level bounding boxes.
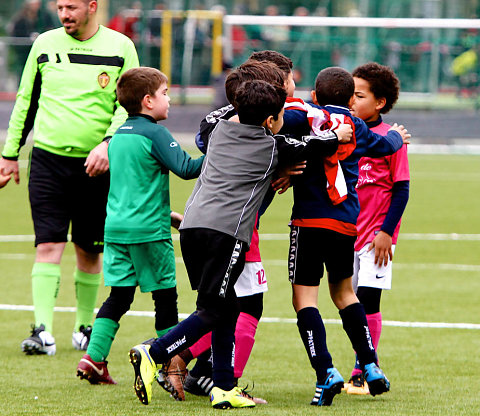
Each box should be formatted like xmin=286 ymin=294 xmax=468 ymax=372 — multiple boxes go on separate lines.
xmin=280 ymin=66 xmax=410 ymax=406
xmin=344 ymin=62 xmax=410 ymax=395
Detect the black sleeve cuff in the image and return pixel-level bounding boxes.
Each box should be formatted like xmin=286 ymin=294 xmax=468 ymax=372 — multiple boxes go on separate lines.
xmin=1 ymin=155 xmax=18 ymax=161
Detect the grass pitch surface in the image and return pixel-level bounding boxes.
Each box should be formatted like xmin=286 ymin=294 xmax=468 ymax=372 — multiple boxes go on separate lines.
xmin=0 ymin=150 xmax=479 ymax=415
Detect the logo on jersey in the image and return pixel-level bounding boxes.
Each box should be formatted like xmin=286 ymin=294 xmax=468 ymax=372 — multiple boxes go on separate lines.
xmin=98 ymin=72 xmax=110 ymax=89
xmin=357 ymin=163 xmax=375 ymax=187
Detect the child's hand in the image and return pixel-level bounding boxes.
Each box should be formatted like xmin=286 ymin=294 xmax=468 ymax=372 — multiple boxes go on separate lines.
xmin=170 ymin=211 xmax=183 ymax=230
xmin=367 ymin=231 xmax=393 ymax=266
xmin=84 ymin=141 xmax=109 ymax=177
xmin=272 ymin=160 xmax=306 ymax=194
xmin=335 ymin=123 xmax=353 ymax=143
xmin=271 ymin=176 xmax=290 ymax=193
xmin=0 ymin=173 xmax=11 ymax=189
xmin=389 ymin=123 xmax=411 ymax=144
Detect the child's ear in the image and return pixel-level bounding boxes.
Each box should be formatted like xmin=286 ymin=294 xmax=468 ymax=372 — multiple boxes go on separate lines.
xmin=348 ymin=95 xmax=354 ymax=108
xmin=143 ymin=94 xmax=152 ymax=110
xmin=376 ymin=97 xmax=387 ymax=112
xmin=263 ymin=115 xmax=274 ymax=130
xmin=310 ymin=90 xmax=318 ymax=104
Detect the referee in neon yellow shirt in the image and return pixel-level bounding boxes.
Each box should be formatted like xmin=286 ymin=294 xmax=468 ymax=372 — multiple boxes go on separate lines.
xmin=0 ymin=0 xmax=139 ymax=356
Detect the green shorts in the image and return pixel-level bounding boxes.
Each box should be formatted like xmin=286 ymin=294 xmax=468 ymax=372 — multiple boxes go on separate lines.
xmin=103 ymin=240 xmax=176 ymax=292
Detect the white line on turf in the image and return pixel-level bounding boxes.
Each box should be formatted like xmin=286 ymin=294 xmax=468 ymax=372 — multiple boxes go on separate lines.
xmin=1 ymin=253 xmax=479 ymax=272
xmin=0 ymin=303 xmax=478 ymax=330
xmin=1 ymin=233 xmax=480 ymax=242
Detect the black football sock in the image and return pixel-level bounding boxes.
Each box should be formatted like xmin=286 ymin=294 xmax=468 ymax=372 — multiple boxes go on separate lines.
xmin=339 ymin=302 xmax=377 ymax=368
xmin=297 ymin=307 xmax=333 ymax=382
xmin=211 ymin=324 xmax=236 ymax=391
xmin=149 ymin=311 xmax=211 ymax=364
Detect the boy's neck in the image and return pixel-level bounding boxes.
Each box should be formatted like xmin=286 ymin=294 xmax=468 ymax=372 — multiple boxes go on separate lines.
xmin=140 ymin=106 xmax=164 ymax=121
xmin=130 ymin=113 xmax=157 ymax=123
xmin=365 ymin=116 xmax=382 ymax=128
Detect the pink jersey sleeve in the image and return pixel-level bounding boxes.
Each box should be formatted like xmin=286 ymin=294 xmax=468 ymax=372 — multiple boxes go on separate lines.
xmin=355 ymin=121 xmax=410 ymax=251
xmin=389 ymin=144 xmax=410 ymax=183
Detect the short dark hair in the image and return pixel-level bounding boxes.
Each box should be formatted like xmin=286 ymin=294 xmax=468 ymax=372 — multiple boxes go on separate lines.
xmin=249 ymin=50 xmax=293 ymax=80
xmin=314 ymin=67 xmax=354 ymax=107
xmin=225 ymin=60 xmax=285 ymax=108
xmin=235 ymin=80 xmax=286 ymax=126
xmin=117 ymin=67 xmax=168 ymax=114
xmin=352 ymin=62 xmax=400 ymax=114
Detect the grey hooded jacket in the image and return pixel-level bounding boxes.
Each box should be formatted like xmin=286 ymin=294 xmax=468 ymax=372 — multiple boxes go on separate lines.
xmin=180 ymin=119 xmax=279 ymax=244
xmin=180 ymin=118 xmax=338 ymax=245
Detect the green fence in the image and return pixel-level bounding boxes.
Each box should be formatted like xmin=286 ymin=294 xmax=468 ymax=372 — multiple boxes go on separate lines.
xmin=1 ymin=4 xmax=480 ymax=100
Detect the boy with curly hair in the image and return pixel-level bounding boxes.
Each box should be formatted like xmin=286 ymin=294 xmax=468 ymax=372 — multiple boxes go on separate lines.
xmin=344 ymin=62 xmax=409 ymax=395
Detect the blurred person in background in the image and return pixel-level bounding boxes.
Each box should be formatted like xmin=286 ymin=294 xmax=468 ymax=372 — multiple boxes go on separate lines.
xmin=9 ymin=0 xmax=56 ymax=84
xmin=108 ymin=1 xmax=142 ymax=42
xmin=211 ymin=61 xmax=233 ymax=109
xmin=260 ymin=5 xmax=290 ymax=51
xmin=147 ymin=2 xmax=166 ymax=69
xmin=451 ymin=36 xmax=479 ymax=99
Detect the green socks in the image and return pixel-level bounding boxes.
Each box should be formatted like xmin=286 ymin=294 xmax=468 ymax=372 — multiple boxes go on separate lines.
xmin=86 ymin=315 xmax=173 ymax=362
xmin=87 ymin=318 xmax=119 ymax=362
xmin=156 ymin=324 xmax=176 ymax=338
xmin=32 ymin=262 xmax=61 ymax=333
xmin=74 ymin=268 xmax=101 ymax=331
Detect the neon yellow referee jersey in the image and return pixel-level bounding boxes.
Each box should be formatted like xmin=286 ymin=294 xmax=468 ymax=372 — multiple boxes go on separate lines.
xmin=2 ymin=25 xmax=139 ymax=159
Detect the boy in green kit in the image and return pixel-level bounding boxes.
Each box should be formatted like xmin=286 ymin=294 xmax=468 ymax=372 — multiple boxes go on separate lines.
xmin=76 ymin=67 xmax=204 ymax=384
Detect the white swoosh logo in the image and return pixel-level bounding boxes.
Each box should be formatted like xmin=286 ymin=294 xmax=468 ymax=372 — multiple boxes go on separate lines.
xmin=81 ymin=358 xmax=104 ymax=376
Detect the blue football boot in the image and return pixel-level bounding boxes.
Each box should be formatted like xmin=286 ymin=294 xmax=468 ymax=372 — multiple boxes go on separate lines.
xmin=310 ymin=367 xmax=344 ymax=406
xmin=364 ymin=362 xmax=390 ymax=396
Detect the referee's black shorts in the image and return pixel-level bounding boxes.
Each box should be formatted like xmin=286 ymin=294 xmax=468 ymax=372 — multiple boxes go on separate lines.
xmin=28 ymin=147 xmax=109 ymax=253
xmin=288 ymin=225 xmax=356 ymax=285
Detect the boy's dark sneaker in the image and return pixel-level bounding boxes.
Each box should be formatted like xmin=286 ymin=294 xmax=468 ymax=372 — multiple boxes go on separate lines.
xmin=21 ymin=324 xmax=56 ymax=356
xmin=155 ymin=364 xmax=167 ymax=390
xmin=184 ymin=372 xmax=213 ymax=396
xmin=77 ymin=354 xmax=117 ymax=384
xmin=363 ymin=363 xmax=390 ymax=396
xmin=346 ymin=373 xmax=369 ymax=395
xmin=310 ymin=367 xmax=344 ymax=406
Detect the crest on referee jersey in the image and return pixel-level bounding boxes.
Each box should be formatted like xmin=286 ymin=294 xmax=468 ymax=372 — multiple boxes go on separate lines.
xmin=98 ymin=72 xmax=110 ymax=88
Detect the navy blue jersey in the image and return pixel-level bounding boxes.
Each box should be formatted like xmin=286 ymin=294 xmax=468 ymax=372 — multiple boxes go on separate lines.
xmin=282 ymin=103 xmax=404 ymax=235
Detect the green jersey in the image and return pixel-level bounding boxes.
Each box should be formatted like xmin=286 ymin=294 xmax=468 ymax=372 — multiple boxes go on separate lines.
xmin=105 ymin=114 xmax=205 ymax=244
xmin=2 ymin=26 xmax=139 ymax=160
